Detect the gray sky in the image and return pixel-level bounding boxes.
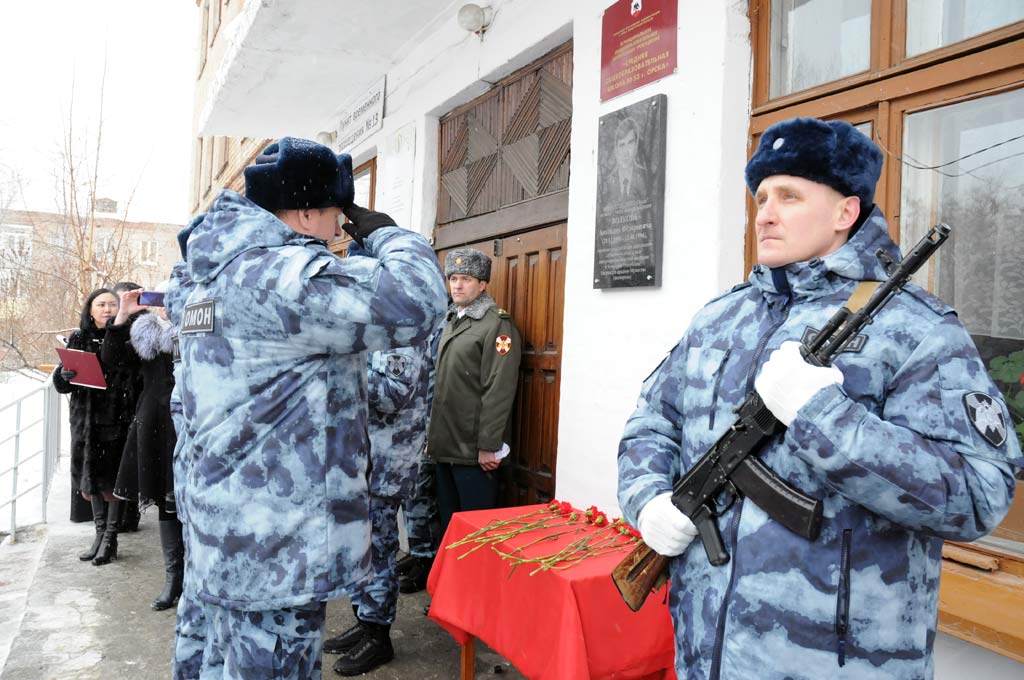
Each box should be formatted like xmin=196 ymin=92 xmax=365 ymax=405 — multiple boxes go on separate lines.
xmin=0 ymin=1 xmax=196 ymax=225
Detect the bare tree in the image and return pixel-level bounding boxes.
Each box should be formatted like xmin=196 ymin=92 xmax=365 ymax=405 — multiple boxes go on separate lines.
xmin=0 ymin=67 xmax=141 ymax=371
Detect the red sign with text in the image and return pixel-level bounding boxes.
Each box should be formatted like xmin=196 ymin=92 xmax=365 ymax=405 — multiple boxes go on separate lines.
xmin=601 ymin=0 xmax=678 ymax=102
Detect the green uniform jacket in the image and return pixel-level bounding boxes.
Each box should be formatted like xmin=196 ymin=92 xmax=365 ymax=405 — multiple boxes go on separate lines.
xmin=427 ymin=292 xmax=522 ymax=465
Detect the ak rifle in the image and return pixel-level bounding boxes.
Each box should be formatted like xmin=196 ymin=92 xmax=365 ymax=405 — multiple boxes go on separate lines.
xmin=612 ymin=224 xmax=951 ymax=612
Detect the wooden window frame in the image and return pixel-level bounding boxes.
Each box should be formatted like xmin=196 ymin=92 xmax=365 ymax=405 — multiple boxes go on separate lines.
xmin=331 ymin=157 xmax=377 ymax=256
xmin=214 ymin=136 xmax=229 ymax=179
xmin=750 ymin=0 xmax=1024 ymax=114
xmin=201 ymin=138 xmax=214 ymax=204
xmin=197 ymin=0 xmax=210 ymax=79
xmin=209 ymin=0 xmax=221 ymax=48
xmin=749 ymin=1 xmax=1024 ymax=662
xmin=191 ymin=138 xmax=203 ymax=210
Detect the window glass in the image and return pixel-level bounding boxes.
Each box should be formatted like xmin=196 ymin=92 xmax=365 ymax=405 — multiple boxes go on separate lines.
xmin=353 ymin=165 xmax=374 ymax=210
xmin=906 ymin=0 xmax=1024 ymax=57
xmin=900 ymin=88 xmax=1024 ymax=556
xmin=769 ymin=0 xmax=870 ymax=98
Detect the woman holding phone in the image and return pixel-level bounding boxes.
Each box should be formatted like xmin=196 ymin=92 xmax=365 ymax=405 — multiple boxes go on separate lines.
xmin=102 ymin=284 xmax=183 ymax=609
xmin=53 ymin=288 xmax=137 ymax=565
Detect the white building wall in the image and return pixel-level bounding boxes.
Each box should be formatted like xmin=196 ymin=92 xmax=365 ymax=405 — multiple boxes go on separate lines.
xmin=326 ymin=0 xmax=752 ymax=514
xmin=557 ymin=0 xmax=751 ymax=513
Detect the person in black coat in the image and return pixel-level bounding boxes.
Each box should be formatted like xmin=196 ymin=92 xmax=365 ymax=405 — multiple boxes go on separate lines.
xmin=108 ymin=281 xmax=145 ymax=533
xmin=102 ymin=286 xmax=184 ymax=610
xmin=53 ymin=288 xmax=137 ymax=565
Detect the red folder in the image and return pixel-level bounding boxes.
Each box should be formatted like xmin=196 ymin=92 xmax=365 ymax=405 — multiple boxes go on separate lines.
xmin=55 ymin=347 xmax=108 ymax=390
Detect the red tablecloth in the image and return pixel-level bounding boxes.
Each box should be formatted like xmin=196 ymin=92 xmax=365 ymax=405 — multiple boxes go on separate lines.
xmin=427 ymin=505 xmax=676 ymax=680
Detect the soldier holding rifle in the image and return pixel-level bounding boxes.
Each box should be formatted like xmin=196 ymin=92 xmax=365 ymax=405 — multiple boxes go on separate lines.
xmin=617 ymin=117 xmax=1022 ymax=680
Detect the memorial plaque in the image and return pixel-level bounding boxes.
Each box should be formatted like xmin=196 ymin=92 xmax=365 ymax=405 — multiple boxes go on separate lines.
xmin=593 ymin=94 xmax=667 ymax=289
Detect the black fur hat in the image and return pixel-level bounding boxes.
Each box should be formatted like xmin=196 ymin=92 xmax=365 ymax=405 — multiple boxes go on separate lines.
xmin=243 ymin=137 xmax=355 ymax=213
xmin=745 ymin=117 xmax=883 ymax=209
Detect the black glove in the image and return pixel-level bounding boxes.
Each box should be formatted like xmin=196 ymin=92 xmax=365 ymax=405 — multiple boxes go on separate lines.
xmin=60 ymin=367 xmax=77 ymax=382
xmin=341 ymin=204 xmax=396 ymax=248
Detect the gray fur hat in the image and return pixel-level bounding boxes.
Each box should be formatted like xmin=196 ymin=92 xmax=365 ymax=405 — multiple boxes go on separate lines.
xmin=444 ymin=248 xmax=491 ymax=282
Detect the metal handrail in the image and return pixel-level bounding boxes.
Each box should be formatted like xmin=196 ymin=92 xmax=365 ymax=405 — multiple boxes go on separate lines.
xmin=0 ymin=419 xmax=44 ymax=448
xmin=0 ymin=381 xmax=47 ymax=413
xmin=0 ymin=377 xmax=62 ymax=542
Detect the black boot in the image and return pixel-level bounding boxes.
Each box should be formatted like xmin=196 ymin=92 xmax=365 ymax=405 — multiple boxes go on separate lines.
xmin=151 ymin=519 xmax=184 ymax=610
xmin=92 ymin=500 xmax=120 ymax=565
xmin=79 ymin=497 xmax=107 ymax=561
xmin=332 ymin=621 xmax=394 ymax=676
xmin=119 ymin=501 xmax=141 ymax=532
xmin=324 ymin=604 xmax=363 ymax=654
xmin=398 ymin=556 xmax=431 ymax=594
xmin=323 ymin=617 xmax=370 ymax=655
xmin=395 ymin=552 xmax=417 ymax=576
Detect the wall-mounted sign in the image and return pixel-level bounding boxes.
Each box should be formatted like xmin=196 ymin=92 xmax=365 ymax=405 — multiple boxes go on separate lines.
xmin=600 ymin=0 xmax=677 ymax=102
xmin=334 ymin=76 xmax=386 ymax=152
xmin=378 ymin=122 xmax=416 ymax=230
xmin=594 ymin=94 xmax=667 ymax=289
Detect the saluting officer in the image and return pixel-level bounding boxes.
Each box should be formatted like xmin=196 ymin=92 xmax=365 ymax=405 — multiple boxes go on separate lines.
xmin=166 ymin=137 xmax=447 ymax=680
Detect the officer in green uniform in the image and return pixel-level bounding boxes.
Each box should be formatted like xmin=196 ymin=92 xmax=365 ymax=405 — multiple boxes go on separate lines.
xmin=427 ymin=248 xmax=522 ymax=535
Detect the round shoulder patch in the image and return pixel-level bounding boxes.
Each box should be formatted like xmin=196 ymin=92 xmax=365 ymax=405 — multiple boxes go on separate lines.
xmin=495 ymin=335 xmax=512 ymax=356
xmin=963 ymin=391 xmax=1007 ymax=448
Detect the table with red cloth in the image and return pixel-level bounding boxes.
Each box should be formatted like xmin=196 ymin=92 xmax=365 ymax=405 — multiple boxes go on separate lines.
xmin=427 ymin=504 xmax=677 ymax=680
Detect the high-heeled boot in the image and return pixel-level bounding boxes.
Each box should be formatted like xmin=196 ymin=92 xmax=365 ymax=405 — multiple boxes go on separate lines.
xmin=79 ymin=497 xmax=107 ymax=561
xmin=151 ymin=519 xmax=184 ymax=610
xmin=92 ymin=499 xmax=121 ymax=565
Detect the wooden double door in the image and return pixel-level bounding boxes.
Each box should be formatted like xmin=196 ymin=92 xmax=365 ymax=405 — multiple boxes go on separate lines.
xmin=436 ymin=222 xmax=566 ymax=506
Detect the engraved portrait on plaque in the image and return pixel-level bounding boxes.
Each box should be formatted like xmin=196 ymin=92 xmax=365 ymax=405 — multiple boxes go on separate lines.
xmin=593 ymin=94 xmax=667 ymax=288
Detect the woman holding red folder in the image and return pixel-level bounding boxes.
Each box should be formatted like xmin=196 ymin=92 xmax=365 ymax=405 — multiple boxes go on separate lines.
xmin=53 ymin=288 xmax=137 ymax=565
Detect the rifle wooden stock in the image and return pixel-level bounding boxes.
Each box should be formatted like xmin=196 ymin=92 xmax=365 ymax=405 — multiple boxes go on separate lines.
xmin=611 ymin=541 xmax=669 ymax=612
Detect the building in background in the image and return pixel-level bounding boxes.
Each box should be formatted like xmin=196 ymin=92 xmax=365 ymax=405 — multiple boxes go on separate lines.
xmin=0 ymin=206 xmax=181 ymax=370
xmin=188 ymin=0 xmax=1024 ymax=667
xmin=1 ymin=208 xmax=181 ymax=295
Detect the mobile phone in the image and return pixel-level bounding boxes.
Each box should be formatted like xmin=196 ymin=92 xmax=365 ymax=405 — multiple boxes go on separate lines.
xmin=139 ymin=291 xmax=166 ymax=307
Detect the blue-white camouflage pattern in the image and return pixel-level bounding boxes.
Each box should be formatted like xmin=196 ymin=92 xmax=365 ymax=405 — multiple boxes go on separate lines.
xmin=173 ymin=592 xmax=325 ymax=680
xmin=366 ymin=342 xmax=432 ymax=499
xmin=401 ymin=327 xmax=444 ymax=557
xmin=353 ymin=496 xmax=403 ymax=625
xmin=351 ymin=341 xmax=434 ymax=624
xmin=618 ymin=207 xmax=1022 ymax=680
xmin=403 ymin=455 xmax=441 ymax=558
xmin=165 ymin=190 xmax=447 ymax=612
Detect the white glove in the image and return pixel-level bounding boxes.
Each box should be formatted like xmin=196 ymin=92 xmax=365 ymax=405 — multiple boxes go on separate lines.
xmin=637 ymin=492 xmax=699 ymax=557
xmin=755 ymin=341 xmax=843 ymax=427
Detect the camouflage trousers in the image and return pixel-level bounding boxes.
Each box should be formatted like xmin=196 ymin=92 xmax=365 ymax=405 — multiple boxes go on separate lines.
xmin=172 ymin=591 xmax=325 ymax=680
xmin=352 ymin=496 xmax=402 ymax=625
xmin=403 ymin=456 xmax=440 ymax=559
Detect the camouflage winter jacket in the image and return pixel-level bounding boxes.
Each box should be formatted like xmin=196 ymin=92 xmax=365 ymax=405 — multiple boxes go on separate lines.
xmin=366 ymin=341 xmax=433 ymax=500
xmin=618 ymin=207 xmax=1022 ymax=680
xmin=166 ymin=190 xmax=447 ymax=610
